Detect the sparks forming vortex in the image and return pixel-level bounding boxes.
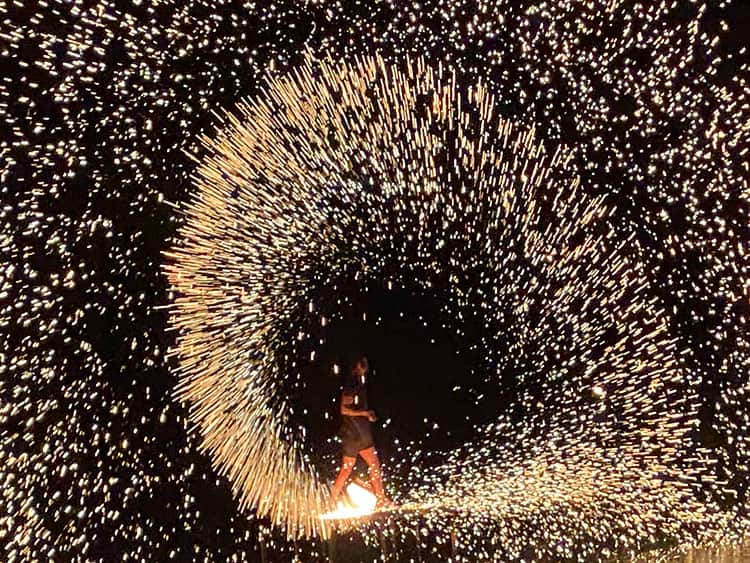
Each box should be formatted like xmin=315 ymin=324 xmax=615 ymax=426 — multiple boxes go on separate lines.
xmin=163 ymin=53 xmax=732 ymax=554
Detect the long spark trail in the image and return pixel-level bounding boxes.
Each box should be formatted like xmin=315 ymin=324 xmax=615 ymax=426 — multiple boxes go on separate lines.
xmin=1 ymin=0 xmax=748 ymax=560
xmin=165 ymin=53 xmax=742 ymax=558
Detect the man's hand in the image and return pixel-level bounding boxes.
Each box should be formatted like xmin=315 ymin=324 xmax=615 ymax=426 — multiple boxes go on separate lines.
xmin=341 ymin=405 xmax=377 ymax=419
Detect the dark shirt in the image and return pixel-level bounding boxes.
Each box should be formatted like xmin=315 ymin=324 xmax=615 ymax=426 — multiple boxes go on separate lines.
xmin=340 ymin=373 xmax=371 ymax=439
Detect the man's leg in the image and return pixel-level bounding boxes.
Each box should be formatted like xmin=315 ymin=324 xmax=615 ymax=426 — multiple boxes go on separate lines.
xmin=359 ymin=446 xmax=389 ymax=505
xmin=330 ymin=455 xmax=357 ymax=505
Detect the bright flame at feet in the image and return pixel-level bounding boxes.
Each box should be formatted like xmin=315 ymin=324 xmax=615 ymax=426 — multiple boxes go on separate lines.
xmin=320 ymin=482 xmax=378 ymax=521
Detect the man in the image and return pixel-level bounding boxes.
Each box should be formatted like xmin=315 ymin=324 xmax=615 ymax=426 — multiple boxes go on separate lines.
xmin=330 ymin=355 xmax=393 ymax=510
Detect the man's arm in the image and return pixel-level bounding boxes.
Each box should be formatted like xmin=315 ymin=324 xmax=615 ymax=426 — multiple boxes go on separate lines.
xmin=340 ymin=393 xmax=372 ymax=417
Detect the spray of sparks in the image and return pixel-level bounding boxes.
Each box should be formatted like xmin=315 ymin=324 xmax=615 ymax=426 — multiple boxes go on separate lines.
xmin=164 ymin=51 xmax=746 ymax=556
xmin=1 ymin=0 xmax=749 ymax=560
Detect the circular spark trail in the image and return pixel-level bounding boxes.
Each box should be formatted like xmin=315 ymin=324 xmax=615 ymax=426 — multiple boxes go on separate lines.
xmin=164 ymin=53 xmax=737 ymax=557
xmin=1 ymin=0 xmax=748 ymax=561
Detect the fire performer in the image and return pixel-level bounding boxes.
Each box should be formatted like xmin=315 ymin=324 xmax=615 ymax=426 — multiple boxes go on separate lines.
xmin=330 ymin=355 xmax=394 ymax=510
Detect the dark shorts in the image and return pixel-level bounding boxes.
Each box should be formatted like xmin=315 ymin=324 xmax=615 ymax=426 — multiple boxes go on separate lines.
xmin=341 ymin=419 xmax=374 ymax=457
xmin=342 ymin=432 xmax=374 ymax=457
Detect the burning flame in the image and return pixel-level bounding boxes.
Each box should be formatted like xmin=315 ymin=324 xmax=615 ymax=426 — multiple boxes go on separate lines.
xmin=320 ymin=481 xmax=377 ymax=520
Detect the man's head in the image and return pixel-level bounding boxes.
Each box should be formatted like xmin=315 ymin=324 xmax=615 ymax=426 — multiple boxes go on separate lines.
xmin=352 ymin=355 xmax=369 ymax=378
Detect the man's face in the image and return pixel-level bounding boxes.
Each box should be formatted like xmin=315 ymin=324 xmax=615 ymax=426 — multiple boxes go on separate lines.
xmin=355 ymin=360 xmax=368 ymax=377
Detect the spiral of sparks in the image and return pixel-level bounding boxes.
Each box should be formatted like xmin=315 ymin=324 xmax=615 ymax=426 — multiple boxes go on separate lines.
xmin=164 ymin=51 xmax=743 ymax=557
xmin=2 ymin=0 xmax=749 ymax=560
